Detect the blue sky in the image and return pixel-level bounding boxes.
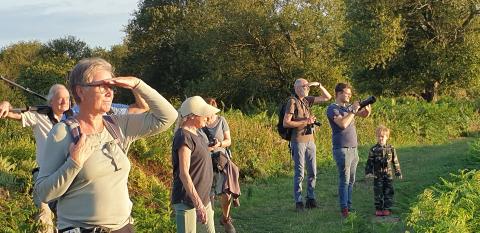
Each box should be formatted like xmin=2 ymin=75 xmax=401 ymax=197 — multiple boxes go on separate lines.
xmin=0 ymin=0 xmax=139 ymax=49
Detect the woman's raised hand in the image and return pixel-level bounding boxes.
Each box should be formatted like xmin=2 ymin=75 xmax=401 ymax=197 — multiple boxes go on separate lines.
xmin=95 ymin=76 xmax=141 ymax=90
xmin=69 ymin=134 xmax=94 ymax=167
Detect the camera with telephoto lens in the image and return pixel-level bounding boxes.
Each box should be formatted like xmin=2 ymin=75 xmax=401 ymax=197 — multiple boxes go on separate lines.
xmin=305 ymin=121 xmax=321 ymax=135
xmin=359 ymin=96 xmax=376 ymax=109
xmin=348 ymin=96 xmax=376 ymax=113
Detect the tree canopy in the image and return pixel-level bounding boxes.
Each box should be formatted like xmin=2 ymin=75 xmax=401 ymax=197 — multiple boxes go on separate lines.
xmin=1 ymin=0 xmax=479 ymax=108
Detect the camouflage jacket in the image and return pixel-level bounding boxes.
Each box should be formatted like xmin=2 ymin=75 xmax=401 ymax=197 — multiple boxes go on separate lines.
xmin=365 ymin=144 xmax=401 ymax=177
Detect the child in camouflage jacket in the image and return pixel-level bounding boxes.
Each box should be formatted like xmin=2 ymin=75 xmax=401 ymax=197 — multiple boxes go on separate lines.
xmin=365 ymin=125 xmax=402 ymax=216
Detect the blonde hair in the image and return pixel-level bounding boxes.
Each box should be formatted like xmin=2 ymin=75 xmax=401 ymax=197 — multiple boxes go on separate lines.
xmin=68 ymin=57 xmax=114 ymax=104
xmin=375 ymin=125 xmax=390 ymax=137
xmin=173 ymin=113 xmax=195 ymax=132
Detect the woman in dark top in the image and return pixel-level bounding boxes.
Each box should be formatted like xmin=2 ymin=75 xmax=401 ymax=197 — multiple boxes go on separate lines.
xmin=172 ymin=96 xmax=219 ymax=233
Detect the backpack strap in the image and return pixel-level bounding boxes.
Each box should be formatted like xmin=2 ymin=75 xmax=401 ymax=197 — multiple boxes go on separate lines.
xmin=201 ymin=127 xmax=215 ymax=143
xmin=63 ymin=117 xmax=82 ymax=144
xmin=103 ymin=115 xmax=126 ymax=154
xmin=62 ymin=115 xmax=125 ymax=154
xmin=287 ymin=96 xmax=299 ymax=119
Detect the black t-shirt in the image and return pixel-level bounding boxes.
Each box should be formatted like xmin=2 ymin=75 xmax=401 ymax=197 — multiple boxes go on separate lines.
xmin=171 ymin=128 xmax=213 ymax=207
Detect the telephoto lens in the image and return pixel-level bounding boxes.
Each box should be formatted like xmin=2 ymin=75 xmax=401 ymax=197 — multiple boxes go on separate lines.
xmin=359 ymin=96 xmax=376 ymax=109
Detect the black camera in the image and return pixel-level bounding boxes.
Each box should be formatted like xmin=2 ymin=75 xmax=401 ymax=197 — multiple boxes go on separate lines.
xmin=208 ymin=138 xmax=218 ymax=147
xmin=348 ymin=96 xmax=376 ymax=113
xmin=305 ymin=121 xmax=321 ymax=135
xmin=359 ymin=96 xmax=376 ymax=109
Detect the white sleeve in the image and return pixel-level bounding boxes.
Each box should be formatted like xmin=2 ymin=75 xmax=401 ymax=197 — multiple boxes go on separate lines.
xmin=21 ymin=111 xmax=38 ymax=127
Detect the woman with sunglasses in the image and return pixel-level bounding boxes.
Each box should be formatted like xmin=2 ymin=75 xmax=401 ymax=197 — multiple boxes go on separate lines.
xmin=35 ymin=57 xmax=177 ymax=233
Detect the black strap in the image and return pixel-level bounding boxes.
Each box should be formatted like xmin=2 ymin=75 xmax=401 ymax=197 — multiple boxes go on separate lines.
xmin=46 ymin=108 xmax=74 ymax=125
xmin=45 ymin=107 xmax=57 ymax=124
xmin=202 ymin=126 xmax=232 ymax=159
xmin=201 ymin=127 xmax=215 ymax=143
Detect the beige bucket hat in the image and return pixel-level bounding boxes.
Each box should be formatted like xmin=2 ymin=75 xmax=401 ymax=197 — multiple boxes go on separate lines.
xmin=179 ymin=96 xmax=220 ymax=117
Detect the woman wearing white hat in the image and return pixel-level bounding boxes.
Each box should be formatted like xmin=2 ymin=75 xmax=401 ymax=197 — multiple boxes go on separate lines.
xmin=172 ymin=96 xmax=220 ymax=233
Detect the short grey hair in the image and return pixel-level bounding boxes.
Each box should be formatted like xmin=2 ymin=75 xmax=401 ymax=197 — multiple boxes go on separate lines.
xmin=68 ymin=57 xmax=114 ymax=104
xmin=294 ymin=78 xmax=307 ymax=87
xmin=46 ymin=84 xmax=68 ymax=105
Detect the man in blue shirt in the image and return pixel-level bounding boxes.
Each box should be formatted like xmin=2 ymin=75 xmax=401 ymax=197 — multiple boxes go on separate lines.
xmin=326 ymin=83 xmax=371 ymax=218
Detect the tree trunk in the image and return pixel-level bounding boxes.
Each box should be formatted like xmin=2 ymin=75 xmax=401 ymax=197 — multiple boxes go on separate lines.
xmin=421 ymin=81 xmax=439 ymax=102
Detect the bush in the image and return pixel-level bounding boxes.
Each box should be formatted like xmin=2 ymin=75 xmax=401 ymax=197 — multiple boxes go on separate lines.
xmin=407 ymin=170 xmax=480 ymax=233
xmin=1 ymin=97 xmax=480 ymax=231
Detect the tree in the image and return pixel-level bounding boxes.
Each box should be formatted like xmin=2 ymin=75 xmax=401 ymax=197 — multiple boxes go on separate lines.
xmin=124 ymin=0 xmax=347 ymax=109
xmin=0 ymin=41 xmax=42 ymax=79
xmin=17 ymin=57 xmax=75 ymax=105
xmin=0 ymin=41 xmax=42 ymax=103
xmin=39 ymin=36 xmax=92 ymax=62
xmin=343 ymin=0 xmax=480 ymax=102
xmin=123 ymin=0 xmax=196 ymax=99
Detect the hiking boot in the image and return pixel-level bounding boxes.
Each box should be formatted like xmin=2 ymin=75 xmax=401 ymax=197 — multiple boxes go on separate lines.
xmin=382 ymin=210 xmax=391 ymax=216
xmin=305 ymin=198 xmax=317 ymax=209
xmin=220 ymin=216 xmax=236 ymax=233
xmin=375 ymin=210 xmax=384 ymax=216
xmin=295 ymin=202 xmax=305 ymax=212
xmin=341 ymin=208 xmax=349 ymax=218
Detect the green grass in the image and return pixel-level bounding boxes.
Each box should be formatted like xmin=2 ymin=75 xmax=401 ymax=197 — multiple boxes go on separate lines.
xmin=215 ymin=139 xmax=477 ymax=233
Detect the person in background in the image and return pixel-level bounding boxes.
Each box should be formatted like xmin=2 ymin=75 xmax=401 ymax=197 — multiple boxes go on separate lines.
xmin=326 ymin=83 xmax=371 ymax=218
xmin=35 ymin=57 xmax=177 ymax=232
xmin=365 ymin=125 xmax=402 ymax=217
xmin=283 ymin=78 xmax=332 ymax=211
xmin=204 ymin=98 xmax=236 ymax=233
xmin=172 ymin=96 xmax=219 ymax=233
xmin=0 ymin=84 xmax=70 ymax=233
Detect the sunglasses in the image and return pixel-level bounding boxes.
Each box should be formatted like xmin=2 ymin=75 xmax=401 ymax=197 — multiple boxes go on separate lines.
xmin=80 ymin=83 xmax=116 ymax=94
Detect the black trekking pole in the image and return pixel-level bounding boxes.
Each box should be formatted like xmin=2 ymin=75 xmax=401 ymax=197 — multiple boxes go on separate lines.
xmin=11 ymin=105 xmax=51 ymax=114
xmin=0 ymin=75 xmax=47 ymax=101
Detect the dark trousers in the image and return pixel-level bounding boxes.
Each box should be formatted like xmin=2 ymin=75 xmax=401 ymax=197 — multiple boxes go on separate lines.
xmin=373 ymin=176 xmax=394 ymax=210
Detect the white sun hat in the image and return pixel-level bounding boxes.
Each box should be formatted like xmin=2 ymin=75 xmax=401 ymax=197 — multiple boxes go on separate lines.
xmin=179 ymin=96 xmax=220 ymax=117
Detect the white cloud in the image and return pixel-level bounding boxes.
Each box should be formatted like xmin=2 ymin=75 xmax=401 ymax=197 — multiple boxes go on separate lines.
xmin=0 ymin=0 xmax=139 ymax=48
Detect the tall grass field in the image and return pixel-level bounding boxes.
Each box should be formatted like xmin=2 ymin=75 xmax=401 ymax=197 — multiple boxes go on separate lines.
xmin=1 ymin=97 xmax=480 ymax=232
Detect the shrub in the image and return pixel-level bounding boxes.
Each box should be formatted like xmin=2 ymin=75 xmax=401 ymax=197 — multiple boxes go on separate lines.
xmin=1 ymin=97 xmax=480 ymax=231
xmin=407 ymin=170 xmax=480 ymax=233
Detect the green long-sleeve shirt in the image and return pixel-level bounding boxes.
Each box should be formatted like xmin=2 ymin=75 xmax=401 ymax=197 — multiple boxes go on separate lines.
xmin=35 ymin=81 xmax=177 ymax=230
